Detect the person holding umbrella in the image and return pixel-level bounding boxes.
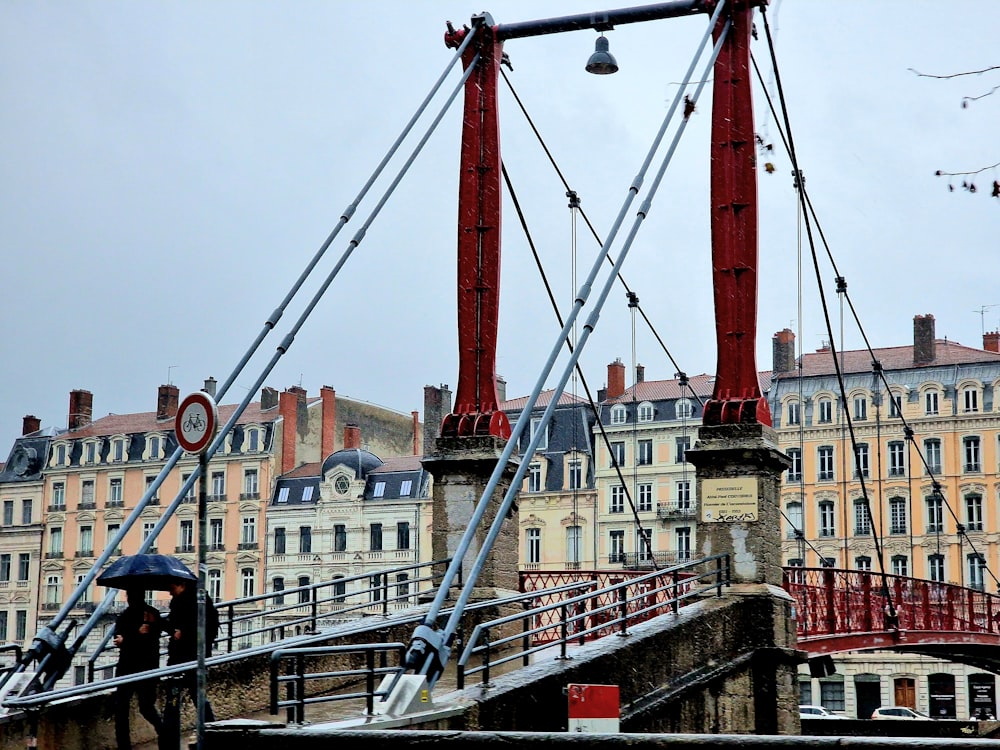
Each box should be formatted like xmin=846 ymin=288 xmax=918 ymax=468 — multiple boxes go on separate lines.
xmin=112 ymin=587 xmax=165 ymax=750
xmin=163 ymin=578 xmax=219 ymax=728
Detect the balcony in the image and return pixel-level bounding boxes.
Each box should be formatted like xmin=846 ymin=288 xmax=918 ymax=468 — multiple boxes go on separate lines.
xmin=208 ymin=494 xmax=227 ymax=503
xmin=238 ymin=542 xmax=258 ymax=551
xmin=175 ymin=544 xmax=194 ymax=554
xmin=77 ymin=549 xmax=94 ymax=558
xmin=105 ymin=500 xmax=124 ymax=509
xmin=965 ymin=463 xmax=981 ymax=473
xmin=608 ymin=553 xmax=626 ymax=564
xmin=42 ymin=602 xmax=62 ymax=611
xmin=78 ymin=501 xmax=96 ymax=510
xmin=47 ymin=504 xmax=66 ymax=512
xmin=240 ymin=492 xmax=260 ymax=501
xmin=210 ymin=543 xmax=225 ymax=552
xmin=656 ymin=501 xmax=696 ymax=520
xmin=148 ymin=496 xmax=160 ymax=506
xmin=45 ymin=552 xmax=63 ymax=560
xmin=621 ymin=551 xmax=690 ymax=569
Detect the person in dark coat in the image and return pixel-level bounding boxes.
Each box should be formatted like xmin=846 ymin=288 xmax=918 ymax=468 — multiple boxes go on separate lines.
xmin=164 ymin=579 xmax=219 ymax=722
xmin=113 ymin=587 xmax=165 ymax=750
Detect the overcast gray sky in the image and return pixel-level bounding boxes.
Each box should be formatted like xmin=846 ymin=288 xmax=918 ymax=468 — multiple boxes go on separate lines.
xmin=1 ymin=1 xmax=997 ymax=450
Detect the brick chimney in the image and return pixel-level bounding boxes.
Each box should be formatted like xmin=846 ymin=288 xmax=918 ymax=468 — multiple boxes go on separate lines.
xmin=344 ymin=423 xmax=361 ymax=450
xmin=423 ymin=384 xmax=452 ymax=449
xmin=411 ymin=411 xmax=420 ymax=455
xmin=68 ymin=389 xmax=93 ymax=430
xmin=320 ymin=386 xmax=336 ymax=458
xmin=984 ymin=330 xmax=1000 ymax=353
xmin=261 ymin=387 xmax=279 ymax=410
xmin=636 ymin=364 xmax=645 ymax=383
xmin=772 ymin=329 xmax=796 ymax=373
xmin=22 ymin=415 xmax=41 ymax=436
xmin=157 ymin=384 xmax=179 ymax=421
xmin=607 ymin=359 xmax=626 ymax=399
xmin=279 ymin=389 xmax=298 ymax=474
xmin=913 ymin=314 xmax=936 ymax=364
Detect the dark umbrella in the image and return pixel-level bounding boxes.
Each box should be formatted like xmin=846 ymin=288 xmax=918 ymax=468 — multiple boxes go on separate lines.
xmin=96 ymin=553 xmax=197 ymax=591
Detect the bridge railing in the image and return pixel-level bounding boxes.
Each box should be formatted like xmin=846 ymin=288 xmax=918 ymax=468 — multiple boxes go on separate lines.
xmin=458 ymin=553 xmax=731 ymax=687
xmin=783 ymin=567 xmax=1000 ymax=639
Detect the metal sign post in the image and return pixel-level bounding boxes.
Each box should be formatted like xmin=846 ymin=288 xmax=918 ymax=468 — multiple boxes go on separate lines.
xmin=176 ymin=392 xmax=218 ymax=750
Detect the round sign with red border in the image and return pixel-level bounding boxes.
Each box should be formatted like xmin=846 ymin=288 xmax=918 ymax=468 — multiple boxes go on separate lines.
xmin=175 ymin=392 xmax=218 ymax=454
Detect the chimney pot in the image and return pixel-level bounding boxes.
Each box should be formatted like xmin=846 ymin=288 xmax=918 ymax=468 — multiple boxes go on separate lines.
xmin=607 ymin=359 xmax=626 ymax=399
xmin=913 ymin=314 xmax=936 ymax=364
xmin=22 ymin=415 xmax=41 ymax=436
xmin=68 ymin=389 xmax=94 ymax=430
xmin=344 ymin=423 xmax=362 ymax=450
xmin=202 ymin=377 xmax=217 ymax=398
xmin=157 ymin=384 xmax=180 ymax=421
xmin=772 ymin=329 xmax=796 ymax=373
xmin=635 ymin=364 xmax=645 ymax=383
xmin=984 ymin=330 xmax=1000 ymax=353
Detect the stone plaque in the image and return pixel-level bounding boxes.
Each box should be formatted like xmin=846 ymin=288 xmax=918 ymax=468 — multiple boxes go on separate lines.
xmin=701 ymin=477 xmax=758 ymax=522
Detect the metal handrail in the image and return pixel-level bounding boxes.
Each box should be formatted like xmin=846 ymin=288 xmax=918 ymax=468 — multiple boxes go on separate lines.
xmin=456 ymin=554 xmax=731 ymax=688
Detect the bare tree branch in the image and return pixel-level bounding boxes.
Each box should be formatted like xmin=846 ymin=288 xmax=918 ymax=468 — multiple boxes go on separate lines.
xmin=908 ymin=65 xmax=1000 ymax=80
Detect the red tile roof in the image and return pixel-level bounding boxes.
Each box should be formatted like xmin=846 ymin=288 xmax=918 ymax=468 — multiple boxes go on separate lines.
xmin=281 ymin=462 xmax=321 ymax=479
xmin=501 ymin=389 xmax=588 ymax=412
xmin=787 ymin=340 xmax=1000 ymax=378
xmin=371 ymin=455 xmax=424 ymax=473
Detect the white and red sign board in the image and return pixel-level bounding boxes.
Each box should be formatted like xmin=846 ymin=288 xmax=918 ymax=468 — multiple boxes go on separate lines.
xmin=567 ymin=683 xmax=620 ymax=733
xmin=175 ymin=392 xmax=218 ymax=454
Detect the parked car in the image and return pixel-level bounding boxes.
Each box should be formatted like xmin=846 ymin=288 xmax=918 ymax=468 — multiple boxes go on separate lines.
xmin=800 ymin=705 xmax=848 ymax=719
xmin=871 ymin=706 xmax=933 ymax=720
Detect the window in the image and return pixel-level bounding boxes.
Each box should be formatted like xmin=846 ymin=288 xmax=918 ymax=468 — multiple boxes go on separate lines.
xmin=298 ymin=577 xmax=311 ymax=604
xmin=370 ymin=523 xmax=383 ymax=551
xmin=396 ymin=573 xmax=410 ymax=599
xmin=853 ymin=443 xmax=869 ymax=479
xmin=964 ymin=436 xmax=981 ymax=472
xmin=819 ymin=501 xmax=835 ymax=537
xmin=855 ymin=556 xmax=872 ymax=572
xmin=245 ymin=427 xmax=261 ymax=453
xmin=608 ymin=530 xmax=625 ymax=563
xmin=963 ymin=387 xmax=979 ymax=413
xmin=820 ymin=677 xmax=846 ymax=712
xmin=526 ymin=528 xmax=541 ymax=564
xmin=81 ymin=480 xmax=95 ymax=508
xmin=15 ymin=611 xmax=26 ymax=641
xmin=108 ymin=478 xmax=123 ymax=507
xmin=638 ymin=402 xmax=654 ymax=422
xmin=208 ymin=569 xmax=221 ymax=601
xmin=106 ymin=524 xmax=121 ymax=554
xmin=786 ymin=502 xmax=803 ymax=538
xmin=276 ymin=487 xmax=289 ymax=504
xmin=853 ymin=396 xmax=867 ymax=421
xmin=2 ymin=501 xmax=12 ymax=526
xmin=0 ymin=554 xmax=9 ymax=582
xmin=144 ymin=475 xmax=158 ymax=501
xmin=636 ymin=529 xmax=652 ymax=561
xmin=111 ymin=438 xmax=125 ymax=462
xmin=969 ymin=554 xmax=986 ymax=591
xmin=373 ymin=481 xmax=386 ymax=498
xmin=241 ymin=516 xmax=257 ymax=546
xmin=786 ymin=401 xmax=801 ymax=426
xmin=566 ymin=525 xmax=581 ymax=564
xmin=54 ymin=443 xmax=67 ymax=466
xmin=399 ymin=479 xmax=413 ymax=497
xmin=888 ymin=441 xmax=906 ymax=477
xmin=75 ymin=572 xmax=91 ymax=604
xmin=211 ymin=471 xmax=225 ymax=498
xmin=181 ymin=473 xmax=195 ymax=502
xmin=676 ymin=480 xmax=691 ymax=509
xmin=147 ymin=435 xmax=161 ymax=460
xmin=675 ymin=527 xmax=691 ymax=560
xmin=928 ymin=554 xmax=945 ymax=582
xmin=889 ymin=496 xmax=907 ymax=534
xmin=84 ymin=442 xmax=96 ymax=465
xmin=51 ymin=482 xmax=65 ymax=509
xmin=854 ymin=499 xmax=871 ymax=536
xmin=299 ymin=526 xmax=312 ymax=554
xmin=45 ymin=575 xmax=61 ymax=605
xmin=636 ymin=439 xmax=653 ymax=466
xmin=530 ymin=416 xmax=549 ymax=449
xmin=78 ymin=525 xmax=93 ymax=556
xmin=675 ymin=436 xmax=691 ymax=464
xmin=818 ymin=446 xmax=834 ymax=481
xmin=527 ymin=463 xmax=542 ymax=493
xmin=568 ymin=459 xmax=582 ymax=490
xmin=926 ymin=495 xmax=943 ymax=533
xmin=272 ymin=577 xmax=285 ymax=605
xmin=369 ymin=575 xmax=383 ymax=603
xmin=334 ymin=524 xmax=347 ymax=552
xmin=786 ymin=448 xmax=801 ymax=482
xmin=891 ymin=555 xmax=909 ymax=577
xmin=966 ymin=494 xmax=984 ymax=531
xmin=637 ymin=483 xmax=653 ymax=512
xmin=142 ymin=521 xmax=155 ymax=546
xmin=924 ymin=439 xmax=942 ymax=474
xmin=178 ymin=520 xmax=193 ymax=552
xmin=610 ymin=441 xmax=625 ymax=468
xmin=925 ymin=390 xmax=939 ymax=415
xmin=241 ymin=568 xmax=255 ymax=598
xmin=274 ymin=527 xmax=286 ymax=555
xmin=332 ymin=577 xmax=346 ymax=603
xmin=818 ymin=398 xmax=833 ymax=423
xmin=610 ymin=485 xmax=625 ymax=514
xmin=396 ymin=522 xmax=410 ymax=550
xmin=0 ymin=612 xmax=6 ymax=641
xmin=676 ymin=399 xmax=694 ymax=420
xmin=18 ymin=499 xmax=31 ymax=525
xmin=210 ymin=518 xmax=223 ymax=550
xmin=49 ymin=527 xmax=63 ymax=557
xmin=889 ymin=394 xmax=902 ymax=418
xmin=610 ymin=405 xmax=627 ymax=425
xmin=17 ymin=554 xmax=29 ymax=582
xmin=243 ymin=469 xmax=258 ymax=497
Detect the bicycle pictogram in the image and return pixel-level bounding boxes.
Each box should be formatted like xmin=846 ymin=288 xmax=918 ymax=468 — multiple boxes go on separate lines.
xmin=182 ymin=412 xmax=206 ymax=434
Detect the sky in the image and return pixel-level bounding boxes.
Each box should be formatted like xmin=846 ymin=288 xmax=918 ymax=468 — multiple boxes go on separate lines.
xmin=1 ymin=1 xmax=997 ymax=452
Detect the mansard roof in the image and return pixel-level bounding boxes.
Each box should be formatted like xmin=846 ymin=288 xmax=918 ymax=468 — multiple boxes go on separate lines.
xmin=791 ymin=339 xmax=1000 ymax=378
xmin=56 ymin=401 xmax=287 ymax=440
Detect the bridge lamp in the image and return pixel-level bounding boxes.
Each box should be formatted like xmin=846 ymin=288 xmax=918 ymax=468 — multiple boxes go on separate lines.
xmin=585 ymin=34 xmax=619 ymax=74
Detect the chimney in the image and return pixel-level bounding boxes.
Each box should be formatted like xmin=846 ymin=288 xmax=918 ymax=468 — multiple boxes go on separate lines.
xmin=423 ymin=384 xmax=452 ymax=450
xmin=68 ymin=389 xmax=93 ymax=430
xmin=288 ymin=385 xmax=307 ymax=404
xmin=202 ymin=377 xmax=217 ymax=398
xmin=22 ymin=415 xmax=41 ymax=436
xmin=261 ymin=387 xmax=279 ymax=410
xmin=607 ymin=359 xmax=626 ymax=400
xmin=320 ymin=386 xmax=336 ymax=458
xmin=157 ymin=384 xmax=180 ymax=421
xmin=495 ymin=375 xmax=507 ymax=404
xmin=279 ymin=389 xmax=298 ymax=474
xmin=411 ymin=411 xmax=420 ymax=455
xmin=772 ymin=329 xmax=796 ymax=373
xmin=636 ymin=364 xmax=645 ymax=383
xmin=344 ymin=423 xmax=362 ymax=450
xmin=913 ymin=314 xmax=936 ymax=364
xmin=984 ymin=330 xmax=1000 ymax=353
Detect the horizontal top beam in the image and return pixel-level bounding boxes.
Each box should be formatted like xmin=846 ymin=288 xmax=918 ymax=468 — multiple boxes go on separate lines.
xmin=495 ymin=0 xmax=708 ymax=40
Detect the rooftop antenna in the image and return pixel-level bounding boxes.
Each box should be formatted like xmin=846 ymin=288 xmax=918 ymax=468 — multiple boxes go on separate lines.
xmin=167 ymin=365 xmax=178 ymax=385
xmin=974 ymin=305 xmax=1000 ymax=337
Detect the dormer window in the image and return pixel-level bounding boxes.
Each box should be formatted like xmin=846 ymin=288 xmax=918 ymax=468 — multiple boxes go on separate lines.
xmin=245 ymin=427 xmax=261 ymax=453
xmin=83 ymin=441 xmax=98 ymax=465
xmin=111 ymin=438 xmax=126 ymax=462
xmin=144 ymin=435 xmax=163 ymax=461
xmin=676 ymin=398 xmax=694 ymax=420
xmin=963 ymin=387 xmax=980 ymax=413
xmin=610 ymin=405 xmax=628 ymax=425
xmin=51 ymin=443 xmax=68 ymax=468
xmin=637 ymin=402 xmax=654 ymax=422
